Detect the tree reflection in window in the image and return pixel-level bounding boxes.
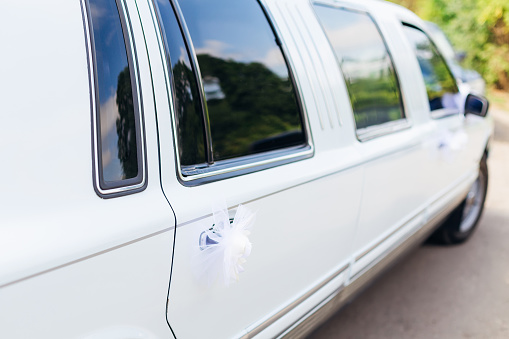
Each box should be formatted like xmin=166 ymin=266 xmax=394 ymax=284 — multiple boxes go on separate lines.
xmin=178 ymin=0 xmax=306 ymax=162
xmin=154 ymin=0 xmax=206 ymax=166
xmin=313 ymin=5 xmax=405 ymax=130
xmin=197 ymin=54 xmax=303 ymax=160
xmin=88 ymin=0 xmax=142 ymax=189
xmin=116 ymin=67 xmax=138 ymax=179
xmin=403 ymin=25 xmax=460 ymax=113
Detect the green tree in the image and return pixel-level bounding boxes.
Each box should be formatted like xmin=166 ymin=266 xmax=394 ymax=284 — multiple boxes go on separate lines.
xmin=197 ymin=54 xmax=304 ymax=160
xmin=389 ymin=0 xmax=509 ymax=90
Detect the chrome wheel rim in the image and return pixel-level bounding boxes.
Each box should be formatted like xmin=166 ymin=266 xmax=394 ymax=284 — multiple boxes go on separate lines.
xmin=459 ymin=171 xmax=486 ymax=233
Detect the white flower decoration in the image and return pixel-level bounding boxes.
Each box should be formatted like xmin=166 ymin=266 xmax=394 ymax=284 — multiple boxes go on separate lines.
xmin=196 ymin=204 xmax=255 ymax=286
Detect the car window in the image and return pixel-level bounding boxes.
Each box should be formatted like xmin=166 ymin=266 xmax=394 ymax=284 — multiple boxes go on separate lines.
xmin=87 ymin=0 xmax=145 ymax=194
xmin=154 ymin=0 xmax=207 ymax=167
xmin=154 ymin=0 xmax=307 ymax=177
xmin=402 ymin=24 xmax=460 ymax=115
xmin=313 ymin=5 xmax=405 ymax=131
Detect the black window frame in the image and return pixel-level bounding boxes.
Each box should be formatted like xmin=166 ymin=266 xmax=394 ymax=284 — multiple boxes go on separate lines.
xmin=152 ymin=0 xmax=313 ymax=186
xmin=82 ymin=0 xmax=147 ymax=198
xmin=312 ymin=2 xmax=410 ymax=141
xmin=402 ymin=23 xmax=461 ymax=119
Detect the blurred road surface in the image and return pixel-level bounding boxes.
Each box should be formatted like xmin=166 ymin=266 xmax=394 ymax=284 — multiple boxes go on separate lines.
xmin=309 ymin=108 xmax=509 ymax=339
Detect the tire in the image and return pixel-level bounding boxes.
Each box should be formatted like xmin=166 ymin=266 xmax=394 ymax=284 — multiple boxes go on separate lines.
xmin=429 ymin=155 xmax=488 ymax=245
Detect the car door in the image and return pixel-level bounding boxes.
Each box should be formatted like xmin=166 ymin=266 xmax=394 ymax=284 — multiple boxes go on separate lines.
xmin=312 ymin=2 xmax=438 ymax=277
xmin=136 ymin=0 xmax=364 ymax=337
xmin=401 ymin=23 xmax=491 ymax=218
xmin=0 ymin=0 xmax=177 ymax=337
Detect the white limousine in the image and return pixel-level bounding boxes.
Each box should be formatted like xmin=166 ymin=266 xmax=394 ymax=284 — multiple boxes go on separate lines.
xmin=0 ymin=0 xmax=493 ymax=338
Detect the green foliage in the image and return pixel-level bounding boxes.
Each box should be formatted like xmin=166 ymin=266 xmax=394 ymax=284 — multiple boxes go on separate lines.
xmin=197 ymin=54 xmax=304 ymax=161
xmin=389 ymin=0 xmax=509 ymax=90
xmin=348 ymin=76 xmax=403 ymax=129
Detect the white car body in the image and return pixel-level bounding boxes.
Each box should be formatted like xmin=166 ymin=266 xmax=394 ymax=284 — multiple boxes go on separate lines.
xmin=0 ymin=0 xmax=493 ymax=338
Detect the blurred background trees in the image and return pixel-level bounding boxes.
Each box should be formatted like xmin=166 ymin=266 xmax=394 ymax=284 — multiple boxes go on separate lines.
xmin=389 ymin=0 xmax=509 ymax=90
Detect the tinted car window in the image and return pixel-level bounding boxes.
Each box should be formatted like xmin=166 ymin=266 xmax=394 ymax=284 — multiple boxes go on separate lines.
xmin=403 ymin=25 xmax=460 ymax=113
xmin=313 ymin=5 xmax=405 ymax=130
xmin=154 ymin=0 xmax=207 ymax=166
xmin=88 ymin=0 xmax=144 ymax=191
xmin=178 ymin=0 xmax=306 ymax=162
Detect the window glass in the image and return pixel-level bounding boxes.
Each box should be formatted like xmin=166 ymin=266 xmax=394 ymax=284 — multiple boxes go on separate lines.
xmin=154 ymin=0 xmax=206 ymax=166
xmin=88 ymin=0 xmax=143 ymax=188
xmin=178 ymin=0 xmax=306 ymax=162
xmin=313 ymin=5 xmax=405 ymax=130
xmin=402 ymin=25 xmax=460 ymax=113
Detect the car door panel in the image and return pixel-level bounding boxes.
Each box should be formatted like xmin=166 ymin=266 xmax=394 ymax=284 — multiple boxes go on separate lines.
xmin=350 ymin=128 xmax=436 ymax=276
xmin=138 ymin=0 xmax=364 ymax=335
xmin=164 ymin=157 xmax=363 ymax=338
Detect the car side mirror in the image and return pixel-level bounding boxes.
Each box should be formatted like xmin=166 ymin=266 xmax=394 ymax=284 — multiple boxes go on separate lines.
xmin=464 ymin=94 xmax=489 ymax=117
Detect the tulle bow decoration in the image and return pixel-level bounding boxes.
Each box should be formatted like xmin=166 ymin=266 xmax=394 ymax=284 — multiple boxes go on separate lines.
xmin=196 ymin=204 xmax=255 ymax=287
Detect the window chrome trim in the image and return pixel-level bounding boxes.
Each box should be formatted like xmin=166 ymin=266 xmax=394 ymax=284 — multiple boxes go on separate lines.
xmin=430 ymin=108 xmax=460 ymax=120
xmin=82 ymin=0 xmax=147 ymax=198
xmin=356 ymin=119 xmax=411 ymax=142
xmin=313 ymin=0 xmax=368 ymax=12
xmin=180 ymin=145 xmax=313 ymax=184
xmin=151 ymin=0 xmax=314 ymax=186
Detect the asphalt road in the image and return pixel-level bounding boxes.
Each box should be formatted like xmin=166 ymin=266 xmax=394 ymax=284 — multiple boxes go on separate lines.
xmin=309 ymin=109 xmax=509 ymax=339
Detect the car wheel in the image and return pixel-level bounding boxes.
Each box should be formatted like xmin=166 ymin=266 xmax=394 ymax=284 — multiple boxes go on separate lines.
xmin=429 ymin=155 xmax=488 ymax=245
